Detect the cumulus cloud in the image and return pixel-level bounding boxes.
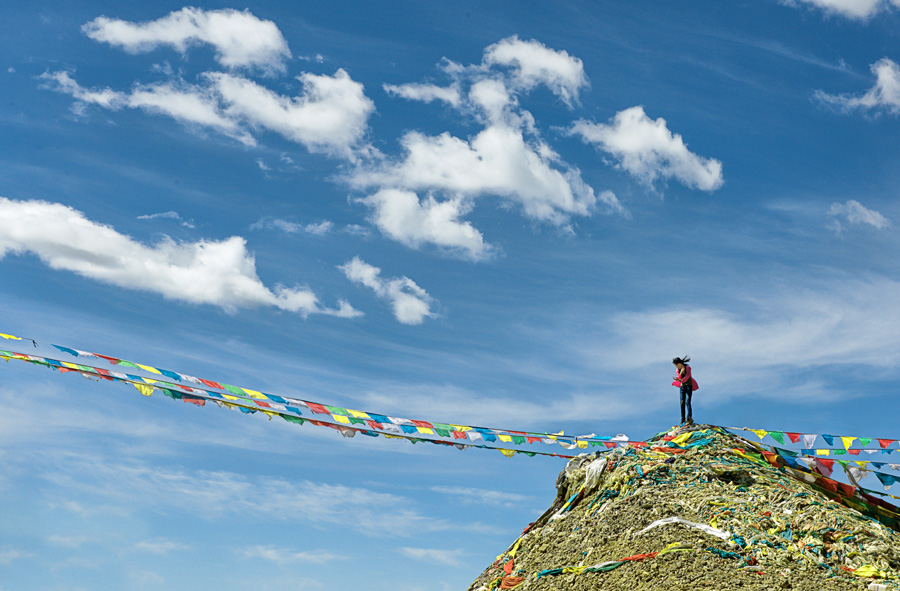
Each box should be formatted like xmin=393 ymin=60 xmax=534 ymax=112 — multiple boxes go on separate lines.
xmin=339 ymin=257 xmax=435 ymax=325
xmin=241 ymin=545 xmax=343 ymax=564
xmin=40 ymin=69 xmax=374 ymax=157
xmin=570 ymin=106 xmax=724 ymax=191
xmin=358 ymin=37 xmax=625 ymax=259
xmin=397 ymin=547 xmax=466 ymax=566
xmin=828 ymin=199 xmax=891 ymax=233
xmin=483 ymin=35 xmax=587 ymax=107
xmin=782 ymin=0 xmax=900 ymax=20
xmin=815 ymin=58 xmax=900 ymax=115
xmin=0 ymin=197 xmax=359 ymax=318
xmin=361 ymin=190 xmax=489 ymax=259
xmin=82 ymin=7 xmax=291 ymax=74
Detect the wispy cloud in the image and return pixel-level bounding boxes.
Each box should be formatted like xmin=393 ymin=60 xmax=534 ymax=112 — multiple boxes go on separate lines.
xmin=0 ymin=546 xmax=32 ymax=565
xmin=137 ymin=210 xmax=195 ymax=228
xmin=240 ymin=545 xmax=343 ymax=565
xmin=431 ymin=486 xmax=532 ymax=508
xmin=0 ymin=197 xmax=359 ymax=318
xmin=32 ymin=452 xmax=481 ymax=537
xmin=132 ymin=538 xmax=190 ymax=555
xmin=781 ymin=0 xmax=900 ymax=20
xmin=250 ymin=217 xmax=334 ymax=236
xmin=339 ymin=257 xmax=435 ymax=325
xmin=815 ymin=58 xmax=900 ymax=115
xmin=828 ymin=199 xmax=891 ymax=234
xmin=397 ymin=547 xmax=466 ymax=566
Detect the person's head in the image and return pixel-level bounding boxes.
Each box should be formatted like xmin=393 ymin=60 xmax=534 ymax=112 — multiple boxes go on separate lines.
xmin=672 ymin=355 xmax=691 ymax=369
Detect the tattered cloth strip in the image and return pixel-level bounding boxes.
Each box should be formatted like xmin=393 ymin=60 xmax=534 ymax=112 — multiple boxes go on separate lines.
xmin=534 ymin=542 xmax=695 ymax=580
xmin=0 ymin=348 xmax=640 ymax=460
xmin=1 ymin=333 xmax=641 ymax=450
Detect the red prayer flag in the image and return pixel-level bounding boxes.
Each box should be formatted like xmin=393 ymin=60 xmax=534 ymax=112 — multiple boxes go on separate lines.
xmin=198 ymin=378 xmax=222 ymax=389
xmin=253 ymin=400 xmax=271 ymax=408
xmin=526 ymin=436 xmax=542 ymax=443
xmin=848 ymin=449 xmax=860 ymax=455
xmin=786 ymin=432 xmax=801 ymax=443
xmin=306 ymin=402 xmax=331 ymax=415
xmin=452 ymin=430 xmax=468 ymax=439
xmin=838 ymin=482 xmax=855 ymax=497
xmin=410 ymin=420 xmax=434 ymax=428
xmin=366 ymin=420 xmax=383 ymax=430
xmin=604 ymin=442 xmax=617 ymax=448
xmin=878 ymin=439 xmax=895 ymax=449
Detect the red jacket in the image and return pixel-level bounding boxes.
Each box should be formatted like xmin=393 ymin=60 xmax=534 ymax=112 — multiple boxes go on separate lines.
xmin=672 ymin=364 xmax=699 ymax=391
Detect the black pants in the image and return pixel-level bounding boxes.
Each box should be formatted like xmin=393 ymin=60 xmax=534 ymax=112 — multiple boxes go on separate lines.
xmin=680 ymin=384 xmax=693 ymax=422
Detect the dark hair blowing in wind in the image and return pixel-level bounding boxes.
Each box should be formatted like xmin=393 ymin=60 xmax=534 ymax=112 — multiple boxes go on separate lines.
xmin=672 ymin=356 xmax=691 ymax=365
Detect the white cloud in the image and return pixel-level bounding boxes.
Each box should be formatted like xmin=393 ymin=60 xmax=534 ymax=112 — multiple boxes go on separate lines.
xmin=397 ymin=547 xmax=466 ymax=566
xmin=47 ymin=535 xmax=90 ymax=548
xmin=586 ymin=276 xmax=900 ymax=398
xmin=206 ymin=70 xmax=375 ymax=159
xmin=570 ymin=106 xmax=724 ymax=191
xmin=82 ymin=7 xmax=291 ymax=74
xmin=35 ymin=453 xmax=469 ymax=536
xmin=250 ymin=217 xmax=334 ymax=236
xmin=0 ymin=197 xmax=359 ymax=318
xmin=828 ymin=199 xmax=891 ymax=232
xmin=355 ymin=38 xmax=625 ymax=258
xmin=241 ymin=545 xmax=343 ymax=565
xmin=40 ymin=69 xmax=375 ymax=158
xmin=483 ymin=36 xmax=588 ymax=107
xmin=361 ymin=190 xmax=489 ymax=260
xmin=137 ymin=210 xmax=195 ymax=228
xmin=431 ymin=486 xmax=532 ymax=508
xmin=0 ymin=546 xmax=30 ymax=565
xmin=339 ymin=257 xmax=435 ymax=325
xmin=815 ymin=58 xmax=900 ymax=115
xmin=133 ymin=539 xmax=190 ymax=555
xmin=383 ymin=82 xmax=461 ymax=107
xmin=782 ymin=0 xmax=900 ymax=20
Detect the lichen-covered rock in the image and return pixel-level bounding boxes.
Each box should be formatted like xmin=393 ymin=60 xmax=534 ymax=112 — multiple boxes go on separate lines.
xmin=468 ymin=425 xmax=900 ymax=591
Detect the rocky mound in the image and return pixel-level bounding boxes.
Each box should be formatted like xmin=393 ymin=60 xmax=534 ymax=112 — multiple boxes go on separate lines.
xmin=468 ymin=424 xmax=900 ymax=591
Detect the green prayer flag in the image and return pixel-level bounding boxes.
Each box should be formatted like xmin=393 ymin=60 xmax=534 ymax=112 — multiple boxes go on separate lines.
xmin=325 ymin=405 xmax=350 ymax=416
xmin=222 ymin=384 xmax=245 ymax=396
xmin=859 ymin=438 xmax=872 ymax=447
xmin=282 ymin=415 xmax=306 ymax=425
xmin=434 ymin=428 xmax=451 ymax=437
xmin=117 ymin=360 xmax=140 ymax=369
xmin=512 ymin=436 xmax=526 ymax=445
xmin=770 ymin=431 xmax=785 ymax=445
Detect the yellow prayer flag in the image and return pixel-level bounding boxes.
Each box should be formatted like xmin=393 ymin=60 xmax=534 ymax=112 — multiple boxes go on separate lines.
xmin=416 ymin=427 xmax=434 ymax=435
xmin=222 ymin=394 xmax=240 ymax=401
xmin=348 ymin=409 xmax=370 ymax=419
xmin=450 ymin=425 xmax=471 ymax=432
xmin=383 ymin=434 xmax=402 ymax=439
xmin=498 ymin=434 xmax=513 ymax=443
xmin=136 ymin=364 xmax=162 ymax=375
xmin=0 ymin=333 xmax=22 ymax=340
xmin=500 ymin=449 xmax=515 ymax=457
xmin=332 ymin=415 xmax=351 ymax=424
xmin=855 ymin=461 xmax=867 ymax=469
xmin=577 ymin=440 xmax=589 ymax=449
xmin=750 ymin=429 xmax=768 ymax=440
xmin=141 ymin=378 xmax=158 ymax=384
xmin=61 ymin=362 xmax=80 ymax=370
xmin=241 ymin=388 xmax=266 ymax=400
xmin=852 ymin=565 xmax=887 ymax=578
xmin=841 ymin=436 xmax=856 ymax=451
xmin=816 ymin=449 xmax=831 ymax=456
xmin=132 ymin=383 xmax=154 ymax=397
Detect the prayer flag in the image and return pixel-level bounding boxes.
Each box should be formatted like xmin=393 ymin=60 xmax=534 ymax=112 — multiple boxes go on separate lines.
xmin=132 ymin=383 xmax=154 ymax=397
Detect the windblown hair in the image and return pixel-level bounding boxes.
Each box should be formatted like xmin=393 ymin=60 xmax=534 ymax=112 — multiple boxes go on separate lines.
xmin=672 ymin=356 xmax=691 ymax=365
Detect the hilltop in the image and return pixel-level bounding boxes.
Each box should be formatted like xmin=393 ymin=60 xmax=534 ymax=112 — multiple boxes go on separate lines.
xmin=468 ymin=424 xmax=900 ymax=591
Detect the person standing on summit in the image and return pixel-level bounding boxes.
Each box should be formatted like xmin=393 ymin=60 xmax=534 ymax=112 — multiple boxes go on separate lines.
xmin=672 ymin=356 xmax=699 ymax=425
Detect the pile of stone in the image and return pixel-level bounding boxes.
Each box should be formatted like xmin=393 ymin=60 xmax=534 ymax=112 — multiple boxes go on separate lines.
xmin=468 ymin=424 xmax=900 ymax=591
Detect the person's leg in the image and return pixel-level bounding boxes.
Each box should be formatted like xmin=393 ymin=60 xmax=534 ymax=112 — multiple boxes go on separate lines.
xmin=686 ymin=390 xmax=693 ymax=422
xmin=679 ymin=387 xmax=686 ymax=423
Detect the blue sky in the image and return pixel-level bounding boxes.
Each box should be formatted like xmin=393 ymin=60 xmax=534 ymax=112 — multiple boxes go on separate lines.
xmin=2 ymin=0 xmax=900 ymax=589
